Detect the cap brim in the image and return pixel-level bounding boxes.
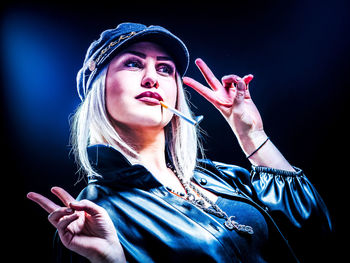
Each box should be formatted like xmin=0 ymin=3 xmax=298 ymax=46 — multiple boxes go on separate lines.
xmin=100 ymin=29 xmax=189 ymax=76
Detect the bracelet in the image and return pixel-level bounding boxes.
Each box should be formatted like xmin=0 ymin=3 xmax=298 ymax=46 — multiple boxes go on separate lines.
xmin=246 ymin=137 xmax=270 ymax=159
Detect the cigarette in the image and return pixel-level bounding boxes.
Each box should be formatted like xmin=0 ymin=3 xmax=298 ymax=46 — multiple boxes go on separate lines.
xmin=160 ymin=101 xmax=203 ymax=126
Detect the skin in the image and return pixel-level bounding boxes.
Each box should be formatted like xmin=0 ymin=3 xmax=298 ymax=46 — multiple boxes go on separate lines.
xmin=27 ymin=187 xmax=125 ymax=263
xmin=104 ymin=42 xmax=191 ymax=192
xmin=105 ymin=42 xmax=177 ymax=131
xmin=183 ymin=59 xmax=295 ymax=171
xmin=27 ymin=41 xmax=295 ymax=262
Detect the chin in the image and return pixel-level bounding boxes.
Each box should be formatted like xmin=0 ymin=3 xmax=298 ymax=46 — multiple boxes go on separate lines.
xmin=114 ymin=114 xmax=169 ymax=130
xmin=133 ymin=106 xmax=172 ymax=127
xmin=134 ymin=116 xmax=169 ymax=129
xmin=109 ymin=105 xmax=173 ymax=130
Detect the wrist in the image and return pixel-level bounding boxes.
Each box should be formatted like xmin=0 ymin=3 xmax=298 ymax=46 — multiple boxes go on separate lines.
xmin=238 ymin=131 xmax=296 ymax=172
xmin=89 ymin=241 xmax=126 ymax=263
xmin=236 ymin=130 xmax=268 ymax=157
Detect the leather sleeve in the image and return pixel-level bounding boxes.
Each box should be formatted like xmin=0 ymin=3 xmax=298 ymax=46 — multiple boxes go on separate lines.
xmin=250 ymin=165 xmax=333 ymax=261
xmin=250 ymin=165 xmax=332 ymax=230
xmin=210 ymin=160 xmax=333 ymax=262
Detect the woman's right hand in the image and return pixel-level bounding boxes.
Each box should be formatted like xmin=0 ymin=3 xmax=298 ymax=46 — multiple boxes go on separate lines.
xmin=27 ymin=187 xmax=126 ymax=263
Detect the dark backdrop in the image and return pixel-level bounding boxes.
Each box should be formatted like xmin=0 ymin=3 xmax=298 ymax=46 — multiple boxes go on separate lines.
xmin=1 ymin=0 xmax=348 ymax=262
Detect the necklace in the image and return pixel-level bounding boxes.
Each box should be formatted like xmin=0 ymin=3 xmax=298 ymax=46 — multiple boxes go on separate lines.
xmin=166 ymin=163 xmax=254 ymax=235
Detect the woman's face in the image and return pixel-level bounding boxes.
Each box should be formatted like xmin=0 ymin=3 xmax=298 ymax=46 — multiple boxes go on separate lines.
xmin=106 ymin=41 xmax=177 ymax=131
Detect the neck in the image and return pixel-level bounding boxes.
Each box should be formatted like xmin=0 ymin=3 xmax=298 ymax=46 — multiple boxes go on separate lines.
xmin=112 ymin=122 xmax=168 ymax=172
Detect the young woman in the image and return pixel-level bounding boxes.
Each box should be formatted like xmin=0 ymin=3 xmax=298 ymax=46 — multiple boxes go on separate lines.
xmin=27 ymin=22 xmax=332 ymax=263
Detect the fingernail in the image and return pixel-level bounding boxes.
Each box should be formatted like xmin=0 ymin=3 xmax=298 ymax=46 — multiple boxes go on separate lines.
xmin=237 ymin=82 xmax=245 ymax=90
xmin=66 ymin=208 xmax=74 ymax=213
xmin=70 ymin=201 xmax=79 ymax=207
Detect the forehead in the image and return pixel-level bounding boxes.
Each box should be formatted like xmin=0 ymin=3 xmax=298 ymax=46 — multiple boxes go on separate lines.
xmin=119 ymin=41 xmax=173 ymax=59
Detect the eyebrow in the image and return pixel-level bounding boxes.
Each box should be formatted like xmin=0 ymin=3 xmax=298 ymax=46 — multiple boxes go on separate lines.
xmin=124 ymin=50 xmax=173 ymax=61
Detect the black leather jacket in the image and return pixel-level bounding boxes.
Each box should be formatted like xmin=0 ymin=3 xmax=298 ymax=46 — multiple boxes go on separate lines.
xmin=54 ymin=144 xmax=332 ymax=262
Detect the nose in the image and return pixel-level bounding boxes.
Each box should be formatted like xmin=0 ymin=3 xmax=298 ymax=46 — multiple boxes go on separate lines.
xmin=141 ymin=67 xmax=159 ymax=89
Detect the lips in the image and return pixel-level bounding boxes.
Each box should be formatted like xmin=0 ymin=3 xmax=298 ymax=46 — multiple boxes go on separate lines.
xmin=135 ymin=91 xmax=163 ymax=105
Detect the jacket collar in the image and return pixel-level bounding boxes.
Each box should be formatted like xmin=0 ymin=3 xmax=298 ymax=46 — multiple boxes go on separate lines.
xmin=87 ymin=144 xmax=162 ymax=190
xmin=87 ymin=144 xmax=239 ymax=198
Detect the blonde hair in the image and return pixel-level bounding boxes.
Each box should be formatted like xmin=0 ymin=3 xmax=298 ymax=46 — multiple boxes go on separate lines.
xmin=70 ymin=66 xmax=204 ymax=181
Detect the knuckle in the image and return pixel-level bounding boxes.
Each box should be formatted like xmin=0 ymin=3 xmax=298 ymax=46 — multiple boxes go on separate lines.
xmin=47 ymin=212 xmax=54 ymax=221
xmin=48 ymin=212 xmax=58 ymax=226
xmin=79 ymin=199 xmax=89 ymax=205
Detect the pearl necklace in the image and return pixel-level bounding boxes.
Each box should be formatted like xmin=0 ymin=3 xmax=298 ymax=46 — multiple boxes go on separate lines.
xmin=166 ymin=163 xmax=254 ymax=235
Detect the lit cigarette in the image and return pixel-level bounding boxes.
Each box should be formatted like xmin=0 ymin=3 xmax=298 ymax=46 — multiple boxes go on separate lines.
xmin=160 ymin=101 xmax=203 ymax=126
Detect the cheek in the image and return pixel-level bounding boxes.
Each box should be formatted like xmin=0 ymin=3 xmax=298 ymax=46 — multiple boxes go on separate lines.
xmin=162 ymin=82 xmax=178 ymax=122
xmin=164 ymin=81 xmax=178 ymax=107
xmin=105 ymin=73 xmax=131 ymax=117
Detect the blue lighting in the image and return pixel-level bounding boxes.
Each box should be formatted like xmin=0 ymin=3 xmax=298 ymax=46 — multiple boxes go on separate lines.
xmin=2 ymin=10 xmax=81 ymax=147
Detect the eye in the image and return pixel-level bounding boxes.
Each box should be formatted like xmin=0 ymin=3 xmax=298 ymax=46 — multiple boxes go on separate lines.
xmin=157 ymin=63 xmax=174 ymax=75
xmin=124 ymin=59 xmax=143 ymax=69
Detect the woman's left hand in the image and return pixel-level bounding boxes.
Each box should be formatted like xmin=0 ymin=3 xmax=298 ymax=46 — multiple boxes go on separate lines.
xmin=183 ymin=58 xmax=265 ymax=141
xmin=184 ymin=58 xmax=295 ymax=171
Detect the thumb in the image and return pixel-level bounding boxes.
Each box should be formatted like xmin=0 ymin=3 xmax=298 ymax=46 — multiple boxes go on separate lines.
xmin=234 ymin=80 xmax=246 ymax=104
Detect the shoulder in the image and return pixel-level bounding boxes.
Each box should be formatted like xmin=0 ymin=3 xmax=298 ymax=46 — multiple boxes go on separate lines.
xmin=194 ymin=159 xmax=254 ymax=197
xmin=76 ymin=183 xmax=116 ymax=205
xmin=196 ymin=158 xmax=250 ymax=181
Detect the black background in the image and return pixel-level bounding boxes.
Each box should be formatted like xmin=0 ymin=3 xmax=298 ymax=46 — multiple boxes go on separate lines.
xmin=1 ymin=0 xmax=348 ymax=262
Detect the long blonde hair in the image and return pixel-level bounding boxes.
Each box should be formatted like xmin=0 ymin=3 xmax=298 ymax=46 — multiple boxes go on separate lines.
xmin=70 ymin=66 xmax=204 ymax=181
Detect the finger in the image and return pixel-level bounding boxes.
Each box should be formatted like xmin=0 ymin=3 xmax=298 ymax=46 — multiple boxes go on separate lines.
xmin=27 ymin=192 xmax=60 ymax=213
xmin=221 ymin=74 xmax=240 ymax=88
xmin=244 ymin=86 xmax=252 ymax=99
xmin=51 ymin=187 xmax=76 ymax=207
xmin=234 ymin=80 xmax=246 ymax=104
xmin=57 ymin=213 xmax=80 ymax=232
xmin=48 ymin=207 xmax=75 ymax=227
xmin=243 ymin=74 xmax=253 ymax=99
xmin=222 ymin=74 xmax=240 ymax=84
xmin=183 ymin=76 xmax=218 ymax=105
xmin=195 ymin=58 xmax=222 ymax=91
xmin=70 ymin=199 xmax=106 ymax=217
xmin=243 ymin=74 xmax=254 ymax=85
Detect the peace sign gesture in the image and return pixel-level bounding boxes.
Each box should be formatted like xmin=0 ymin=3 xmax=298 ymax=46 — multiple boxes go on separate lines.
xmin=183 ymin=58 xmax=264 ymax=140
xmin=184 ymin=58 xmax=295 ymax=171
xmin=27 ymin=187 xmax=126 ymax=263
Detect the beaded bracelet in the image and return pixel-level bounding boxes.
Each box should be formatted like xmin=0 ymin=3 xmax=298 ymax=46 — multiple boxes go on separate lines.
xmin=246 ymin=137 xmax=270 ymax=159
